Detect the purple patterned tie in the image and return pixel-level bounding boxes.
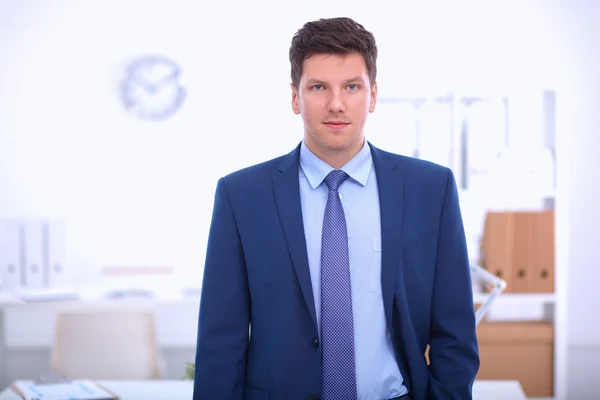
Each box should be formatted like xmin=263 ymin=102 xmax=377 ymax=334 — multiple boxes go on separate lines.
xmin=320 ymin=170 xmax=357 ymax=400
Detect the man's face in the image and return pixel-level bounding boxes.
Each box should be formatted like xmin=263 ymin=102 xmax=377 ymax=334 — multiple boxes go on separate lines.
xmin=291 ymin=52 xmax=377 ymax=162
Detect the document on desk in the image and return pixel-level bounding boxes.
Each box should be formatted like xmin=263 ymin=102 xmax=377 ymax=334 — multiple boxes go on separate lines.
xmin=11 ymin=380 xmax=118 ymax=400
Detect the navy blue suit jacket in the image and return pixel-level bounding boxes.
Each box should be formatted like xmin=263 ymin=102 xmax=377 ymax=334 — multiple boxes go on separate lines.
xmin=193 ymin=142 xmax=479 ymax=400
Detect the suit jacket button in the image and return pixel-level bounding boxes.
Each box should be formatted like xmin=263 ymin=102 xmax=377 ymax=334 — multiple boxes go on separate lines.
xmin=309 ymin=396 xmax=320 ymax=400
xmin=312 ymin=337 xmax=319 ymax=348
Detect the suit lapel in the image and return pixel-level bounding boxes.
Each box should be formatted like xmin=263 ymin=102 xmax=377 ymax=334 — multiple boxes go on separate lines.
xmin=272 ymin=144 xmax=318 ymax=331
xmin=370 ymin=143 xmax=405 ymax=328
xmin=271 ymin=142 xmax=404 ymax=333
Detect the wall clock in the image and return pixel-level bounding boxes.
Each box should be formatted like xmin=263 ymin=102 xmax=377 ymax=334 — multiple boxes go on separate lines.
xmin=121 ymin=55 xmax=186 ymax=120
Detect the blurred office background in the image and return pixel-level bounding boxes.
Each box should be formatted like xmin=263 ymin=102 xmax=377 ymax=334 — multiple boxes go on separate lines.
xmin=0 ymin=0 xmax=599 ymax=399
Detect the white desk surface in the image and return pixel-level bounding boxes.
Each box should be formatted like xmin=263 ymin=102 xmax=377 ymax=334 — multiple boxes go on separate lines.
xmin=0 ymin=379 xmax=527 ymax=400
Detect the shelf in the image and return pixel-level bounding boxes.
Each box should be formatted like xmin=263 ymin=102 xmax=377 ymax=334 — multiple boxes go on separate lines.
xmin=473 ymin=292 xmax=555 ymax=305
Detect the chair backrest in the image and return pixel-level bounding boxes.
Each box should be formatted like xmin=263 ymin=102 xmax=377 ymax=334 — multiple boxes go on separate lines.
xmin=51 ymin=310 xmax=161 ymax=379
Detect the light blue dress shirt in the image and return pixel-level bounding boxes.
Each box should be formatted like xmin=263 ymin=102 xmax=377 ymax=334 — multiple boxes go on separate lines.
xmin=299 ymin=140 xmax=409 ymax=400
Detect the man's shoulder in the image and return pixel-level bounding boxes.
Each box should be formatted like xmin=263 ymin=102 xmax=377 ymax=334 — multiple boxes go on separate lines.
xmin=220 ymin=150 xmax=294 ymax=188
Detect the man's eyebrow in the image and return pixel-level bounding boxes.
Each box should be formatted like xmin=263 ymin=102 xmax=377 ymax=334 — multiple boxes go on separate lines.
xmin=305 ymin=76 xmax=366 ymax=85
xmin=344 ymin=76 xmax=366 ymax=84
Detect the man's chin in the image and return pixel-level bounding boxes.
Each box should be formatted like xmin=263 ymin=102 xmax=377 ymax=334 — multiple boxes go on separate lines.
xmin=305 ymin=133 xmax=363 ymax=155
xmin=322 ymin=138 xmax=361 ymax=152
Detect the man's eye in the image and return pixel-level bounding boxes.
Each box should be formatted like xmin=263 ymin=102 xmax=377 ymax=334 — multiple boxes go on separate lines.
xmin=347 ymin=84 xmax=359 ymax=90
xmin=311 ymin=85 xmax=324 ymax=91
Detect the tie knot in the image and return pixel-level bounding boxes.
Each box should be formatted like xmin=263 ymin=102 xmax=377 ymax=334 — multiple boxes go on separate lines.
xmin=324 ymin=170 xmax=349 ymax=192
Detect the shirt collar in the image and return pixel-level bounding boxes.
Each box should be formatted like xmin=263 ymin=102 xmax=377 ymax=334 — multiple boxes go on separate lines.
xmin=299 ymin=139 xmax=373 ymax=189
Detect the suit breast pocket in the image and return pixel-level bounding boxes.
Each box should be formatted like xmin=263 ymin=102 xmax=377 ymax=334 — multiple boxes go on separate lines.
xmin=370 ymin=237 xmax=383 ymax=294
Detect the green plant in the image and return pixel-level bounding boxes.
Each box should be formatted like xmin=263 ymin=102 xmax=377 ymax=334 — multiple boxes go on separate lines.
xmin=182 ymin=362 xmax=195 ymax=380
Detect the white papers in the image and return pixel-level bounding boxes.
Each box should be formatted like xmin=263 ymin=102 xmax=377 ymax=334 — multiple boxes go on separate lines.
xmin=14 ymin=287 xmax=80 ymax=302
xmin=12 ymin=380 xmax=116 ymax=400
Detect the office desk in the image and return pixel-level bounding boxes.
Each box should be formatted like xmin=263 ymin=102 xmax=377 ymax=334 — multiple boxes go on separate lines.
xmin=0 ymin=292 xmax=202 ymax=388
xmin=0 ymin=292 xmax=201 ymax=348
xmin=0 ymin=290 xmax=205 ymax=388
xmin=0 ymin=379 xmax=527 ymax=400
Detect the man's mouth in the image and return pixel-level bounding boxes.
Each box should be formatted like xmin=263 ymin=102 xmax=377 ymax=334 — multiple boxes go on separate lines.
xmin=324 ymin=121 xmax=350 ymax=129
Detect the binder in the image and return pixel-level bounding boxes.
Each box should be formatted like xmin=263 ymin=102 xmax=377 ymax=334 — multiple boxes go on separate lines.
xmin=510 ymin=212 xmax=534 ymax=293
xmin=0 ymin=219 xmax=22 ymax=290
xmin=532 ymin=210 xmax=555 ymax=293
xmin=481 ymin=211 xmax=514 ymax=292
xmin=46 ymin=219 xmax=69 ymax=287
xmin=481 ymin=210 xmax=555 ymax=294
xmin=23 ymin=220 xmax=44 ymax=289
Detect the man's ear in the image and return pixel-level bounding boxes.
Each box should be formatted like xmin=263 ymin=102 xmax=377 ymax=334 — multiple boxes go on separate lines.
xmin=291 ymin=83 xmax=301 ymax=115
xmin=369 ymin=82 xmax=378 ymax=113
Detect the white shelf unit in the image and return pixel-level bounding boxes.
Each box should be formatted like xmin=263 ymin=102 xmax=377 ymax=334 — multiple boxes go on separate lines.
xmin=372 ymin=90 xmax=564 ymax=399
xmin=473 ymin=292 xmax=556 ymax=305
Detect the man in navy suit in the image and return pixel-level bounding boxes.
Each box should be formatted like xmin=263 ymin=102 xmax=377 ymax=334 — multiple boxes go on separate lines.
xmin=194 ymin=16 xmax=479 ymax=400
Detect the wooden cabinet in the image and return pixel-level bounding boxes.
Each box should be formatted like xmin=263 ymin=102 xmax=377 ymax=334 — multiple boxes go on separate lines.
xmin=476 ymin=321 xmax=554 ymax=397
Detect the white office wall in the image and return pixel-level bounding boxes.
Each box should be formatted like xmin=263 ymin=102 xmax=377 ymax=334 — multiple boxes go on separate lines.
xmin=0 ymin=0 xmax=559 ymax=282
xmin=0 ymin=1 xmax=302 ymax=282
xmin=558 ymin=1 xmax=600 ymax=348
xmin=550 ymin=1 xmax=600 ymax=378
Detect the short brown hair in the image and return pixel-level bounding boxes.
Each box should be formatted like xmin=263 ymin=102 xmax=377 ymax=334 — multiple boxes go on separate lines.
xmin=289 ymin=17 xmax=378 ymax=88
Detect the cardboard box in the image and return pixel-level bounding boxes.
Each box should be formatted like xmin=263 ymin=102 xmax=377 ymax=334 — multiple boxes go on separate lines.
xmin=476 ymin=321 xmax=554 ymax=397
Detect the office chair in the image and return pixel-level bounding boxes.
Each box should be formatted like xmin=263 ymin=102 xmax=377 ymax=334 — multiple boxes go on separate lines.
xmin=51 ymin=310 xmax=163 ymax=379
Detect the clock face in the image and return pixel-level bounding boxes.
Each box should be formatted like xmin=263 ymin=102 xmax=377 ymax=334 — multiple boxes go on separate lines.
xmin=121 ymin=55 xmax=186 ymax=120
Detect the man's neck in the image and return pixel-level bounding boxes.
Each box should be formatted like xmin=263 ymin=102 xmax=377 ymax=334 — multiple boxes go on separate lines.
xmin=305 ymin=139 xmax=365 ymax=169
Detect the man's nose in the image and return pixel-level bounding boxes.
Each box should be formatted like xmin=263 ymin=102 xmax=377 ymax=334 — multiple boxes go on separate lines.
xmin=327 ymin=91 xmax=345 ymax=113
